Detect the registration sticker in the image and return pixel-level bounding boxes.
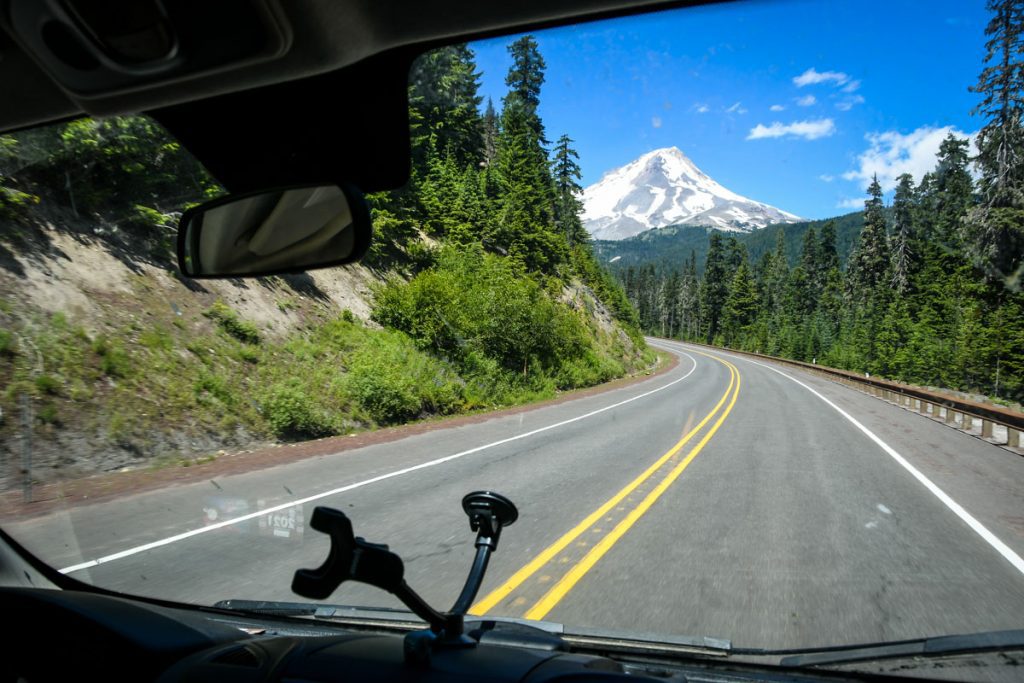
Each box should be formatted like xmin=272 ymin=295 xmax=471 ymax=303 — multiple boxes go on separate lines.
xmin=257 ymin=500 xmax=304 ymax=541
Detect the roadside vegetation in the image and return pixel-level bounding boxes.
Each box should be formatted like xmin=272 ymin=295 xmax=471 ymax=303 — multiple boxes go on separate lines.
xmin=0 ymin=36 xmax=650 ymax=482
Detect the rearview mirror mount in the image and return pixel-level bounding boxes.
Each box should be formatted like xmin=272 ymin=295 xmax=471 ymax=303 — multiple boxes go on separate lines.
xmin=177 ymin=183 xmax=372 ymax=278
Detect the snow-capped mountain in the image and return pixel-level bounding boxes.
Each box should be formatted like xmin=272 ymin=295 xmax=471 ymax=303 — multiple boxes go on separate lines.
xmin=582 ymin=147 xmax=801 ymax=240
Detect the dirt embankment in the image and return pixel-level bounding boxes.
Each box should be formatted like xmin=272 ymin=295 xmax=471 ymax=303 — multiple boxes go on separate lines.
xmin=0 ymin=207 xmax=387 ymax=488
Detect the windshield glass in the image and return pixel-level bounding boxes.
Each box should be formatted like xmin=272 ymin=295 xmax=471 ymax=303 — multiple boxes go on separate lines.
xmin=2 ymin=0 xmax=1023 ymax=664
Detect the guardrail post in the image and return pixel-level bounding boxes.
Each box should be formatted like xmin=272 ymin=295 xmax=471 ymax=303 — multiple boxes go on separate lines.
xmin=963 ymin=414 xmax=973 ymax=431
xmin=1010 ymin=429 xmax=1021 ymax=448
xmin=982 ymin=420 xmax=993 ymax=439
xmin=920 ymin=401 xmax=930 ymax=415
xmin=945 ymin=407 xmax=956 ymax=424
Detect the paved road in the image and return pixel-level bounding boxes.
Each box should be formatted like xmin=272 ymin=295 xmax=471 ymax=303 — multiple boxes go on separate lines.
xmin=6 ymin=341 xmax=1024 ymax=649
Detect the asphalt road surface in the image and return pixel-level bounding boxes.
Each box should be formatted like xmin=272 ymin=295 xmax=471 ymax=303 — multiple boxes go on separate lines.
xmin=7 ymin=340 xmax=1024 ymax=650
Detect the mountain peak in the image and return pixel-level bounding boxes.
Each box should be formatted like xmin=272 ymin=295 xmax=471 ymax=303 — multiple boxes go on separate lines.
xmin=583 ymin=148 xmax=800 ymax=240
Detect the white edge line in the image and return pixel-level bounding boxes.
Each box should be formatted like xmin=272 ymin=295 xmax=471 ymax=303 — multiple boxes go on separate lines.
xmin=660 ymin=341 xmax=1024 ymax=577
xmin=59 ymin=352 xmax=699 ymax=575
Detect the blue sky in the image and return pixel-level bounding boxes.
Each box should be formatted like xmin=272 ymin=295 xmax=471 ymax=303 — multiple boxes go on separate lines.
xmin=470 ymin=0 xmax=990 ymax=220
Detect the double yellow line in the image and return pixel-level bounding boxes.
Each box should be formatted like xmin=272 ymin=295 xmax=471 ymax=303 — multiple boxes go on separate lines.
xmin=470 ymin=349 xmax=741 ymax=620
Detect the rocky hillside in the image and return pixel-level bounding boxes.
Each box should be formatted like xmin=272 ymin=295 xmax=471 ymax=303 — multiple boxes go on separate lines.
xmin=0 ymin=193 xmax=650 ymax=489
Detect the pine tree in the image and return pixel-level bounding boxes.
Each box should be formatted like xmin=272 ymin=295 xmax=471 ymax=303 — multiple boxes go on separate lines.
xmin=408 ymin=44 xmax=484 ymax=175
xmin=505 ymin=36 xmax=546 ymax=112
xmin=932 ymin=133 xmax=974 ymax=251
xmin=491 ymin=36 xmax=564 ymax=272
xmin=970 ymin=0 xmax=1024 ymax=202
xmin=764 ymin=229 xmax=790 ymax=327
xmin=725 ymin=236 xmax=746 ymax=272
xmin=890 ymin=173 xmax=917 ymax=294
xmin=722 ymin=260 xmax=758 ymax=346
xmin=965 ymin=0 xmax=1024 ymax=285
xmin=678 ymin=251 xmax=700 ymax=339
xmin=482 ymin=98 xmax=499 ymax=168
xmin=552 ymin=134 xmax=588 ymax=247
xmin=847 ymin=175 xmax=890 ymax=303
xmin=818 ymin=220 xmax=840 ymax=276
xmin=700 ymin=233 xmax=729 ymax=342
xmin=800 ymin=226 xmax=821 ymax=288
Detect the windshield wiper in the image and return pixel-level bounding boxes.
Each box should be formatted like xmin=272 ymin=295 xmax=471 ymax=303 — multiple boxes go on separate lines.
xmin=775 ymin=629 xmax=1024 ymax=667
xmin=212 ymin=599 xmax=420 ymax=621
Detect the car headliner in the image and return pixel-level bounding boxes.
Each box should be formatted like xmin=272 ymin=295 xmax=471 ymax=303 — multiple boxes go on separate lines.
xmin=0 ymin=0 xmax=724 ymax=193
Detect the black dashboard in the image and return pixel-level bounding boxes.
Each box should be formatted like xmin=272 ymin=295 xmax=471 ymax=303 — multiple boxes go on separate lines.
xmin=7 ymin=586 xmax=893 ymax=683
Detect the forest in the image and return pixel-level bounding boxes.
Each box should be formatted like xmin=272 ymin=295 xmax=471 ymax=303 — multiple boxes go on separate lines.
xmin=617 ymin=1 xmax=1024 ymax=403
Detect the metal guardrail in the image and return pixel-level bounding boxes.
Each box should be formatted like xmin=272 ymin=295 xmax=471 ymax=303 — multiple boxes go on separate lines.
xmin=652 ymin=337 xmax=1024 ymax=450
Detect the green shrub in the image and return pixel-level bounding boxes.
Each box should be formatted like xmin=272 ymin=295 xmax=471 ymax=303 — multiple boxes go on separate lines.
xmin=204 ymin=301 xmax=261 ymax=345
xmin=0 ymin=329 xmax=15 ymax=356
xmin=139 ymin=326 xmax=173 ymax=351
xmin=34 ymin=374 xmax=61 ymax=395
xmin=91 ymin=335 xmax=109 ymax=355
xmin=261 ymin=380 xmax=334 ymax=440
xmin=372 ymin=244 xmax=598 ymax=377
xmin=346 ymin=363 xmax=420 ymax=424
xmin=235 ymin=345 xmax=260 ymax=364
xmin=101 ymin=350 xmax=130 ymax=377
xmin=92 ymin=335 xmax=131 ymax=377
xmin=0 ymin=184 xmax=39 ymax=220
xmin=344 ymin=330 xmax=463 ymax=424
xmin=37 ymin=403 xmax=59 ymax=425
xmin=193 ymin=372 xmax=235 ymax=406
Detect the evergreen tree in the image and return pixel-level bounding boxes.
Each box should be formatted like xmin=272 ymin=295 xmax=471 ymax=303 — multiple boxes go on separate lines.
xmin=408 ymin=44 xmax=484 ymax=175
xmin=932 ymin=133 xmax=974 ymax=251
xmin=800 ymin=226 xmax=821 ymax=287
xmin=491 ymin=37 xmax=563 ymax=272
xmin=722 ymin=260 xmax=758 ymax=346
xmin=482 ymin=98 xmax=499 ymax=167
xmin=725 ymin=236 xmax=746 ymax=272
xmin=678 ymin=251 xmax=700 ymax=339
xmin=700 ymin=233 xmax=729 ymax=342
xmin=890 ymin=173 xmax=917 ymax=294
xmin=846 ymin=175 xmax=890 ymax=303
xmin=552 ymin=134 xmax=588 ymax=247
xmin=505 ymin=36 xmax=546 ymax=112
xmin=966 ymin=0 xmax=1024 ymax=284
xmin=818 ymin=220 xmax=840 ymax=276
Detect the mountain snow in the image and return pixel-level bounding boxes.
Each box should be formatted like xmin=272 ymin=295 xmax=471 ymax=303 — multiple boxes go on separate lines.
xmin=582 ymin=146 xmax=801 ymax=240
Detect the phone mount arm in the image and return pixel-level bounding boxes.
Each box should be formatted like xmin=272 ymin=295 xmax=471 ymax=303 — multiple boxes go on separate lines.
xmin=292 ymin=491 xmax=518 ymax=642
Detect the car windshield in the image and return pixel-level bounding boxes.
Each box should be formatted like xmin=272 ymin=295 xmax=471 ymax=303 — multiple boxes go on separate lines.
xmin=1 ymin=0 xmax=1023 ymax=666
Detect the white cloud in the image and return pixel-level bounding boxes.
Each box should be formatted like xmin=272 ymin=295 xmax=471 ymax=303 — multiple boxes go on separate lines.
xmin=819 ymin=174 xmax=835 ymax=183
xmin=836 ymin=197 xmax=865 ymax=209
xmin=769 ymin=104 xmax=785 ymax=112
xmin=693 ymin=103 xmax=710 ymax=113
xmin=747 ymin=118 xmax=836 ymax=141
xmin=835 ymin=94 xmax=865 ymax=111
xmin=794 ymin=68 xmax=850 ymax=87
xmin=842 ymin=125 xmax=979 ymax=192
xmin=651 ymin=116 xmax=662 ymax=128
xmin=726 ymin=101 xmax=748 ymax=114
xmin=842 ymin=79 xmax=861 ymax=93
xmin=796 ymin=94 xmax=817 ymax=107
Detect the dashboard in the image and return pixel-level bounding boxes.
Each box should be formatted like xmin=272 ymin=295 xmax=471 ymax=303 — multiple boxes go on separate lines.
xmin=7 ymin=586 xmax=880 ymax=683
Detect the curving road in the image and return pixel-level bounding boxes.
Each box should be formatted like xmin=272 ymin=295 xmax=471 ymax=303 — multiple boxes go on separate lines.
xmin=6 ymin=340 xmax=1024 ymax=649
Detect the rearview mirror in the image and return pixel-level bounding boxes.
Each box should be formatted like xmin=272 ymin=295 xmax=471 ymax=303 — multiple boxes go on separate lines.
xmin=177 ymin=184 xmax=371 ymax=278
